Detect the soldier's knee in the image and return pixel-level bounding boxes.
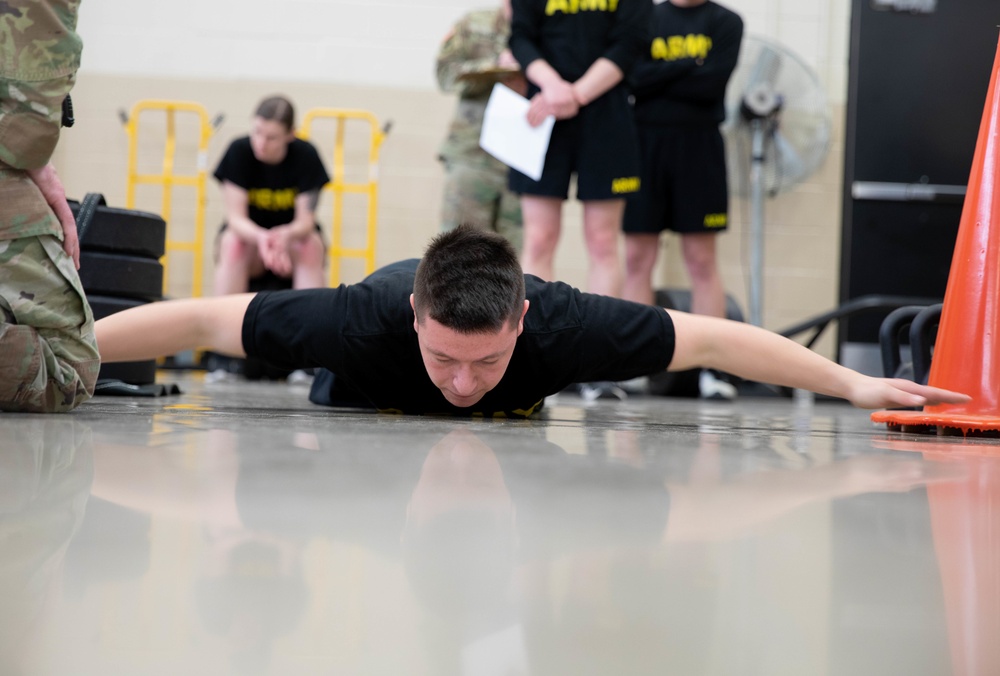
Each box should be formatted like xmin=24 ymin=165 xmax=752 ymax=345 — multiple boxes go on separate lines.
xmin=0 ymin=356 xmax=98 ymax=413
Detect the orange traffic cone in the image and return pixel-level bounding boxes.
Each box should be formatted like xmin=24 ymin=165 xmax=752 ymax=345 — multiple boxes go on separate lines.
xmin=873 ymin=35 xmax=1000 ymax=436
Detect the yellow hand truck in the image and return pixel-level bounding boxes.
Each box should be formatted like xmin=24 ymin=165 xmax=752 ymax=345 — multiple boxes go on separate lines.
xmin=119 ymin=99 xmax=224 ymax=299
xmin=299 ymin=108 xmax=391 ymax=286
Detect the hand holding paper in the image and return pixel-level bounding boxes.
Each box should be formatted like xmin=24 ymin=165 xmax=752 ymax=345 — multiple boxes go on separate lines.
xmin=479 ymin=84 xmax=555 ymax=181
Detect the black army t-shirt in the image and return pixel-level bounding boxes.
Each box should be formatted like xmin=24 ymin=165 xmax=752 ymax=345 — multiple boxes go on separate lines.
xmin=242 ymin=260 xmax=675 ymax=417
xmin=213 ymin=137 xmax=330 ymax=229
xmin=510 ymin=0 xmax=652 ymax=84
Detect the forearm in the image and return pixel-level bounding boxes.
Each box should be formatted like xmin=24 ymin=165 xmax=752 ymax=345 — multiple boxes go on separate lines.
xmin=224 ymin=213 xmax=265 ymax=242
xmin=525 ymin=58 xmax=566 ymax=90
xmin=664 ymin=310 xmax=969 ymax=409
xmin=629 ymin=60 xmax=696 ymax=95
xmin=436 ymin=56 xmax=463 ymax=92
xmin=286 ymin=192 xmax=320 ymax=239
xmin=572 ymin=58 xmax=624 ymax=106
xmin=96 ymin=296 xmax=253 ymax=362
xmin=509 ymin=0 xmax=544 ymax=75
xmin=282 ymin=216 xmax=317 ymax=241
xmin=668 ymin=311 xmax=860 ymax=399
xmin=435 ymin=28 xmax=468 ymax=92
xmin=659 ymin=54 xmax=739 ymax=103
xmin=447 ymin=57 xmax=508 ymax=94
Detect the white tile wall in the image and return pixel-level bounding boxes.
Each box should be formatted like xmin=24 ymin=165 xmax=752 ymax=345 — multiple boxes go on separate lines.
xmin=67 ymin=0 xmax=853 ymax=347
xmin=78 ymin=0 xmax=852 ymax=102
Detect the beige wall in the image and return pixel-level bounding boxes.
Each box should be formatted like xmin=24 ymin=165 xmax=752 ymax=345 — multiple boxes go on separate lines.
xmin=60 ymin=0 xmax=852 ymax=359
xmin=55 ymin=75 xmax=453 ymax=293
xmin=56 ymin=74 xmax=844 ymax=358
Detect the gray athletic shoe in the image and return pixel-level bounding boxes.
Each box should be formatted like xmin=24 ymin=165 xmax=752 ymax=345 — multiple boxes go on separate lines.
xmin=699 ymin=369 xmax=737 ymax=400
xmin=617 ymin=376 xmax=649 ymax=394
xmin=205 ymin=368 xmax=240 ymax=384
xmin=579 ymin=381 xmax=629 ymax=402
xmin=287 ymin=369 xmax=315 ymax=385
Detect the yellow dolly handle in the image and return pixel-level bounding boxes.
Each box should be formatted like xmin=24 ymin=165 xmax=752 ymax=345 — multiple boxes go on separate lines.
xmin=120 ymin=100 xmax=223 ymax=298
xmin=300 ymin=108 xmax=390 ymax=286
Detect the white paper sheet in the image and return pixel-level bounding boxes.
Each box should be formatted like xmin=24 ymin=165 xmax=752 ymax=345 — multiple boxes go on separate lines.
xmin=479 ymin=83 xmax=554 ymax=181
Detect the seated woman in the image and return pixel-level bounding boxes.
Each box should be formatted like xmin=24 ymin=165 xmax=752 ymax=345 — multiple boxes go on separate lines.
xmin=213 ymin=95 xmax=330 ymax=295
xmin=209 ymin=95 xmax=330 ymax=381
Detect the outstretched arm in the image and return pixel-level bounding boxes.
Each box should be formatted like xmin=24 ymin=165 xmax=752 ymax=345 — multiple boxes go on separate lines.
xmin=666 ymin=310 xmax=971 ymax=409
xmin=95 ymin=295 xmax=255 ymax=363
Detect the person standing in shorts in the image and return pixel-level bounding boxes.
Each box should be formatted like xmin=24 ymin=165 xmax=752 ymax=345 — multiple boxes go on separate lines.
xmin=508 ymin=0 xmax=652 ymax=298
xmin=622 ymin=0 xmax=742 ymax=398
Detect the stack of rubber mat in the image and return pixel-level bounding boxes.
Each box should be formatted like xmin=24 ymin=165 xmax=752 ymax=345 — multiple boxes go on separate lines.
xmin=72 ymin=193 xmax=166 ymax=386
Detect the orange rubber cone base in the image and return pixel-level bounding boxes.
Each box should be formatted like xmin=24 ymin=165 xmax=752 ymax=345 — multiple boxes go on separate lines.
xmin=872 ymin=410 xmax=1000 ymax=437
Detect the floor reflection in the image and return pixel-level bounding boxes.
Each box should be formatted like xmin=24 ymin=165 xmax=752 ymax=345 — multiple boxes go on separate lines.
xmin=2 ymin=381 xmax=997 ymax=675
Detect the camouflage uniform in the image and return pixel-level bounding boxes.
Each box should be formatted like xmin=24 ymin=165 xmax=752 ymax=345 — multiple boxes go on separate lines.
xmin=436 ymin=7 xmax=523 ymax=251
xmin=0 ymin=0 xmax=99 ymax=413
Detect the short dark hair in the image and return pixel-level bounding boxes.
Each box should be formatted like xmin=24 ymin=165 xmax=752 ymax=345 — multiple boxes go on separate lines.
xmin=413 ymin=226 xmax=525 ymax=333
xmin=254 ymin=95 xmax=295 ymax=131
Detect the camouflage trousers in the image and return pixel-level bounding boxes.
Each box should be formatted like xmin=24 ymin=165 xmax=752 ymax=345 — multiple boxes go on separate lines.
xmin=440 ymin=160 xmax=523 ymax=252
xmin=0 ymin=235 xmax=99 ymax=412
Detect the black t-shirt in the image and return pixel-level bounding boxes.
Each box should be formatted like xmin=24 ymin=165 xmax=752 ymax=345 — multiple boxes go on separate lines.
xmin=242 ymin=260 xmax=675 ymax=417
xmin=629 ymin=0 xmax=743 ymax=126
xmin=510 ymin=0 xmax=652 ymax=84
xmin=213 ymin=136 xmax=330 ymax=229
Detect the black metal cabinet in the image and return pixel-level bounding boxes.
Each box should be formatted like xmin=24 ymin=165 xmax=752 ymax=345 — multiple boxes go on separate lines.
xmin=838 ymin=0 xmax=998 ymax=358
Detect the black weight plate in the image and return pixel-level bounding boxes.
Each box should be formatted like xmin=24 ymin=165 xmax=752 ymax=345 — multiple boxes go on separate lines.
xmin=86 ymin=294 xmax=147 ymax=320
xmin=70 ymin=200 xmax=167 ymax=259
xmin=79 ymin=252 xmax=163 ymax=301
xmin=87 ymin=293 xmax=156 ymax=384
xmin=98 ymin=360 xmax=157 ymax=385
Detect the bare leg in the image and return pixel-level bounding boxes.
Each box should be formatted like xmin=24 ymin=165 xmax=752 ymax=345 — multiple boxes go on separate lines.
xmin=289 ymin=231 xmax=327 ymax=289
xmin=582 ymin=199 xmax=625 ymax=298
xmin=681 ymin=232 xmax=735 ymax=399
xmin=622 ymin=232 xmax=660 ymax=305
xmin=214 ymin=229 xmax=265 ymax=296
xmin=681 ymin=232 xmax=726 ymax=318
xmin=519 ymin=195 xmax=563 ymax=281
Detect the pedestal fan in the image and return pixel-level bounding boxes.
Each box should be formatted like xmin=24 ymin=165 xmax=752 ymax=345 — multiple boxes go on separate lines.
xmin=722 ymin=35 xmax=833 ymax=326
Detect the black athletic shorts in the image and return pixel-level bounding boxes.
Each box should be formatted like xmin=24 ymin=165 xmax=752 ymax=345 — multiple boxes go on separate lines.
xmin=623 ymin=125 xmax=729 ymax=235
xmin=509 ymin=85 xmax=641 ymax=201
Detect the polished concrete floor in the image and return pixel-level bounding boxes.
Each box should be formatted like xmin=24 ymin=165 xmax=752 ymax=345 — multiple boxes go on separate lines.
xmin=2 ymin=372 xmax=998 ymax=676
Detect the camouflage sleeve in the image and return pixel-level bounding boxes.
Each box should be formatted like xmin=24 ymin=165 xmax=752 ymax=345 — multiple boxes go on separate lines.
xmin=435 ymin=14 xmax=503 ymax=99
xmin=0 ymin=0 xmax=83 ymax=171
xmin=436 ymin=17 xmax=472 ymax=93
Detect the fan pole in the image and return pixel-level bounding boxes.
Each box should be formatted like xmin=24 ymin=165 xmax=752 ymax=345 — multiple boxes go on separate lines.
xmin=749 ymin=119 xmax=766 ymax=327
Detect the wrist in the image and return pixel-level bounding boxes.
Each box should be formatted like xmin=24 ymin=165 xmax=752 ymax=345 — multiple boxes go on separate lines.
xmin=526 ymin=60 xmax=563 ymax=90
